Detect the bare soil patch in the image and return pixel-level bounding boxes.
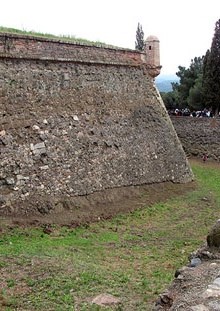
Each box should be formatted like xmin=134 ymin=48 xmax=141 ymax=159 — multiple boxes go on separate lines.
xmin=190 ymin=156 xmax=220 ymax=168
xmin=0 ymin=180 xmax=196 ymax=229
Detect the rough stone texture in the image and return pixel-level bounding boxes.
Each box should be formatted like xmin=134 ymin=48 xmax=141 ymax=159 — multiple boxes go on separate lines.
xmin=0 ymin=34 xmax=192 ymax=216
xmin=153 ymin=221 xmax=220 ymax=311
xmin=153 ymin=256 xmax=220 ymax=311
xmin=207 ymin=219 xmax=220 ymax=248
xmin=171 ymin=116 xmax=220 ymax=161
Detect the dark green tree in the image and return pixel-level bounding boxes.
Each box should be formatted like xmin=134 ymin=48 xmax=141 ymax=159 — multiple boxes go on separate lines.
xmin=188 ymin=74 xmax=204 ymax=110
xmin=135 ymin=23 xmax=144 ymax=51
xmin=203 ymin=19 xmax=220 ymax=114
xmin=172 ymin=57 xmax=204 ymax=109
xmin=161 ymin=91 xmax=177 ymax=110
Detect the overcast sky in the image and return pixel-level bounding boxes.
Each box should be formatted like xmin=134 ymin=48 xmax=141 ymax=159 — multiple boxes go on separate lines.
xmin=1 ymin=0 xmax=220 ymax=75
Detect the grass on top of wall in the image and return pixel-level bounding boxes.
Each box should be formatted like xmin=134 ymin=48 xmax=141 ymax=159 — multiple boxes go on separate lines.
xmin=0 ymin=26 xmax=118 ymax=48
xmin=0 ymin=160 xmax=220 ymax=310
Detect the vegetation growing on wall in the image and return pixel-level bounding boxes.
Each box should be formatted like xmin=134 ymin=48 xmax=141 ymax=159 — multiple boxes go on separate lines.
xmin=0 ymin=26 xmax=116 ymax=48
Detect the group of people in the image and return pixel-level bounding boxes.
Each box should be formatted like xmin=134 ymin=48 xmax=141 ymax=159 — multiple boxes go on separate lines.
xmin=169 ymin=108 xmax=213 ymax=118
xmin=191 ymin=109 xmax=213 ymax=118
xmin=169 ymin=108 xmax=190 ymax=116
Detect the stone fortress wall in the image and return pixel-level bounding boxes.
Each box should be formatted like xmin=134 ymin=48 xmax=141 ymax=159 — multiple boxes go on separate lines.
xmin=171 ymin=116 xmax=220 ymax=161
xmin=0 ymin=33 xmax=193 ymax=215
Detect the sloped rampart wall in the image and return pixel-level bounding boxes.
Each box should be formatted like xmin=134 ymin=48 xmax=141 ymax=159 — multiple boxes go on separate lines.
xmin=0 ymin=34 xmax=193 ymax=215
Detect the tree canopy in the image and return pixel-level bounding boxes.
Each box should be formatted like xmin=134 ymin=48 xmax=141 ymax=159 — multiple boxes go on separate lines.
xmin=202 ymin=19 xmax=220 ymax=114
xmin=174 ymin=57 xmax=204 ymax=109
xmin=162 ymin=57 xmax=205 ymax=111
xmin=159 ymin=18 xmax=220 ymax=114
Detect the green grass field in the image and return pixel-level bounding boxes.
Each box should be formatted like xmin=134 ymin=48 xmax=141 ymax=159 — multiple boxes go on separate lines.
xmin=0 ymin=160 xmax=219 ymax=310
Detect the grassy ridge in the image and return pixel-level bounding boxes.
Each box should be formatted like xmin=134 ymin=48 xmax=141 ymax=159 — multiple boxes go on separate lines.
xmin=0 ymin=161 xmax=220 ymax=310
xmin=0 ymin=26 xmax=115 ymax=47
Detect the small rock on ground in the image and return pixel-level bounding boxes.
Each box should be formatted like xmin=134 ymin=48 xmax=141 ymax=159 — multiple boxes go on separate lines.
xmin=92 ymin=293 xmax=121 ymax=306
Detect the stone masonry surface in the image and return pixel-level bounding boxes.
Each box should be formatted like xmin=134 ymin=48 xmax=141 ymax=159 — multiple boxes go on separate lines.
xmin=171 ymin=116 xmax=220 ymax=161
xmin=0 ymin=34 xmax=193 ymax=215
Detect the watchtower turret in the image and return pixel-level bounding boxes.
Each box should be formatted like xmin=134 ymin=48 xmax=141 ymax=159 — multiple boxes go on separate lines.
xmin=145 ymin=35 xmax=161 ymax=78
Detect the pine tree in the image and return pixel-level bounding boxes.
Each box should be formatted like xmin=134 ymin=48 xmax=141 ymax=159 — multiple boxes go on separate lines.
xmin=135 ymin=23 xmax=144 ymax=51
xmin=203 ymin=19 xmax=220 ymax=114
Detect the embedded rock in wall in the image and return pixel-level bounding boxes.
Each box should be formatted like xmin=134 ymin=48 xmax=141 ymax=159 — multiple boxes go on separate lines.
xmin=0 ymin=34 xmax=193 ymax=216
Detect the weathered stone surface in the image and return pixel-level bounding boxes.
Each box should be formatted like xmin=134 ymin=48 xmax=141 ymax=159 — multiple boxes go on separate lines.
xmin=207 ymin=219 xmax=220 ymax=247
xmin=0 ymin=33 xmax=193 ymax=215
xmin=191 ymin=305 xmax=209 ymax=311
xmin=153 ymin=222 xmax=220 ymax=311
xmin=189 ymin=257 xmax=202 ymax=267
xmin=171 ymin=116 xmax=220 ymax=160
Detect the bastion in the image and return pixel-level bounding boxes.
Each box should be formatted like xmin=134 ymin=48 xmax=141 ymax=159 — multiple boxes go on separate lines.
xmin=0 ymin=33 xmax=193 ymax=217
